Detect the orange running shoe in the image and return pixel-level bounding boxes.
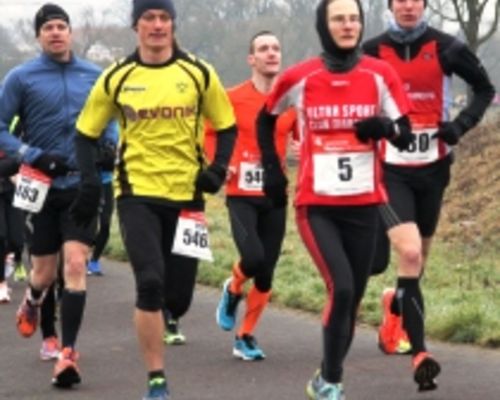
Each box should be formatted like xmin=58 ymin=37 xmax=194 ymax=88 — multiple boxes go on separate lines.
xmin=52 ymin=347 xmax=81 ymax=388
xmin=16 ymin=290 xmax=40 ymax=338
xmin=413 ymin=351 xmax=441 ymax=391
xmin=378 ymin=288 xmax=412 ymax=355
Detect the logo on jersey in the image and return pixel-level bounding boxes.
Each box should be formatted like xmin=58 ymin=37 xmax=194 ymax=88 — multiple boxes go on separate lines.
xmin=423 ymin=52 xmax=434 ymax=61
xmin=331 ymin=80 xmax=350 ymax=87
xmin=122 ymin=85 xmax=146 ymax=92
xmin=122 ymin=104 xmax=196 ymax=121
xmin=176 ymin=82 xmax=189 ymax=93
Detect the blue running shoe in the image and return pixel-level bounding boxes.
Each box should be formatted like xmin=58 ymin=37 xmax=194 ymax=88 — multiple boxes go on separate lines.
xmin=87 ymin=260 xmax=103 ymax=276
xmin=306 ymin=370 xmax=345 ymax=400
xmin=215 ymin=278 xmax=242 ymax=331
xmin=233 ymin=334 xmax=266 ymax=361
xmin=143 ymin=378 xmax=170 ymax=400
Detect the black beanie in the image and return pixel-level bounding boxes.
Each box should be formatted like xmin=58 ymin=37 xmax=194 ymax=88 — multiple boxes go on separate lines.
xmin=388 ymin=0 xmax=427 ymax=7
xmin=34 ymin=3 xmax=70 ymax=37
xmin=132 ymin=0 xmax=176 ymax=26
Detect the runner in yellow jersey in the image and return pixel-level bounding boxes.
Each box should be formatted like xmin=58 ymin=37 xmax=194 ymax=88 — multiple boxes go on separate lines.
xmin=73 ymin=1 xmax=237 ymax=399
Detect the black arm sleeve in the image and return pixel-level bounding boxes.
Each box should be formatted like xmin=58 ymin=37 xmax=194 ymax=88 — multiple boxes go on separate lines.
xmin=256 ymin=106 xmax=280 ymax=168
xmin=444 ymin=41 xmax=495 ymax=133
xmin=212 ymin=124 xmax=237 ymax=168
xmin=74 ymin=132 xmax=100 ymax=184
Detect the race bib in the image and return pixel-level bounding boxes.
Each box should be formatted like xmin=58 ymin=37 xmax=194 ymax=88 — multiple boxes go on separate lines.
xmin=12 ymin=164 xmax=51 ymax=213
xmin=313 ymin=151 xmax=375 ymax=196
xmin=172 ymin=210 xmax=213 ymax=262
xmin=385 ymin=130 xmax=438 ymax=165
xmin=238 ymin=162 xmax=264 ymax=191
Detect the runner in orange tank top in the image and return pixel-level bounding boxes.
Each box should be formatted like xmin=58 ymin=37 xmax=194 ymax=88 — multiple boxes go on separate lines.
xmin=212 ymin=31 xmax=298 ymax=361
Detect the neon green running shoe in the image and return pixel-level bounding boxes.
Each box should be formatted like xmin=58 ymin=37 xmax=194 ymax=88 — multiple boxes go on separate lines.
xmin=163 ymin=319 xmax=186 ymax=345
xmin=14 ymin=263 xmax=28 ymax=282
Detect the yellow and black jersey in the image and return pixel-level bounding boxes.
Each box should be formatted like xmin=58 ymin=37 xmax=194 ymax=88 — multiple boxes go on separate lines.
xmin=76 ymin=48 xmax=235 ymax=204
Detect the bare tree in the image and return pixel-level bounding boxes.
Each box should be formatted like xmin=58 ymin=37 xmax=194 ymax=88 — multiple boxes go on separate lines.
xmin=428 ymin=0 xmax=500 ymax=53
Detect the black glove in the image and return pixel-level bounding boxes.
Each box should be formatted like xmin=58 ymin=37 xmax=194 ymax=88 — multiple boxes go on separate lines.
xmin=0 ymin=158 xmax=20 ymax=178
xmin=195 ymin=164 xmax=226 ymax=194
xmin=354 ymin=116 xmax=395 ymax=143
xmin=390 ymin=130 xmax=417 ymax=151
xmin=32 ymin=153 xmax=70 ymax=178
xmin=263 ymin=164 xmax=288 ymax=208
xmin=96 ymin=141 xmax=116 ymax=171
xmin=69 ymin=182 xmax=101 ymax=227
xmin=432 ymin=121 xmax=462 ymax=145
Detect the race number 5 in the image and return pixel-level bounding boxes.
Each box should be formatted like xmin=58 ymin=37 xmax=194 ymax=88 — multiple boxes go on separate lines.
xmin=12 ymin=164 xmax=51 ymax=213
xmin=172 ymin=210 xmax=213 ymax=262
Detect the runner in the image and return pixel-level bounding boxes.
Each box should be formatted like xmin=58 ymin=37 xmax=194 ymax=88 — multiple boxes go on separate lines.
xmin=363 ymin=0 xmax=495 ymax=365
xmin=212 ymin=30 xmax=296 ymax=361
xmin=73 ymin=1 xmax=237 ymax=398
xmin=0 ymin=3 xmax=117 ymax=388
xmin=257 ymin=0 xmax=418 ymax=398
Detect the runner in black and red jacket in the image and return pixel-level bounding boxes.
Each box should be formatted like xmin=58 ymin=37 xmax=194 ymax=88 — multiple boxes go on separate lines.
xmin=362 ymin=0 xmax=495 ymax=383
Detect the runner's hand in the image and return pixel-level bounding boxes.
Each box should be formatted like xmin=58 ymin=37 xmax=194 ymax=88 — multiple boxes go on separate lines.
xmin=432 ymin=121 xmax=462 ymax=145
xmin=390 ymin=130 xmax=417 ymax=151
xmin=196 ymin=164 xmax=226 ymax=194
xmin=354 ymin=116 xmax=395 ymax=143
xmin=69 ymin=182 xmax=101 ymax=227
xmin=32 ymin=153 xmax=69 ymax=178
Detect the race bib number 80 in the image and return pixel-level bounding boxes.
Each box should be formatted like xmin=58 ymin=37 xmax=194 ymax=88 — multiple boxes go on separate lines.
xmin=172 ymin=210 xmax=213 ymax=262
xmin=12 ymin=164 xmax=51 ymax=213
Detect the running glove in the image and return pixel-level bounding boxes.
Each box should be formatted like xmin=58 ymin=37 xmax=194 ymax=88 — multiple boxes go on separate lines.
xmin=263 ymin=163 xmax=288 ymax=208
xmin=390 ymin=130 xmax=417 ymax=151
xmin=354 ymin=116 xmax=396 ymax=143
xmin=96 ymin=141 xmax=116 ymax=171
xmin=0 ymin=157 xmax=20 ymax=177
xmin=432 ymin=121 xmax=463 ymax=145
xmin=196 ymin=164 xmax=226 ymax=194
xmin=69 ymin=182 xmax=101 ymax=227
xmin=32 ymin=153 xmax=70 ymax=178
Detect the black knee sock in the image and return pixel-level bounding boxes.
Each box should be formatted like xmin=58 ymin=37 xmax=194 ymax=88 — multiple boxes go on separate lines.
xmin=60 ymin=289 xmax=86 ymax=349
xmin=397 ymin=277 xmax=426 ymax=355
xmin=0 ymin=240 xmax=6 ymax=282
xmin=40 ymin=284 xmax=57 ymax=339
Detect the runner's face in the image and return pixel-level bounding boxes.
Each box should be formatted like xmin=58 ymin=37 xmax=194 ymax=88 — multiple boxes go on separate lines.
xmin=327 ymin=0 xmax=362 ymax=50
xmin=391 ymin=0 xmax=425 ymax=30
xmin=248 ymin=35 xmax=281 ymax=79
xmin=37 ymin=19 xmax=72 ymax=60
xmin=136 ymin=9 xmax=174 ymax=52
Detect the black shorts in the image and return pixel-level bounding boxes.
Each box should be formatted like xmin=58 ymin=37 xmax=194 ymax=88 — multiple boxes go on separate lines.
xmin=25 ymin=188 xmax=97 ymax=256
xmin=383 ymin=156 xmax=451 ymax=237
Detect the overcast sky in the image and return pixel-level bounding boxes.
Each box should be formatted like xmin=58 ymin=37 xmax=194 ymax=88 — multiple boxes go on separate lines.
xmin=0 ymin=0 xmax=119 ymax=26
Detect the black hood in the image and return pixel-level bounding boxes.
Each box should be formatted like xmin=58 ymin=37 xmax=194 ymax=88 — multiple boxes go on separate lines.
xmin=315 ymin=0 xmax=364 ymax=57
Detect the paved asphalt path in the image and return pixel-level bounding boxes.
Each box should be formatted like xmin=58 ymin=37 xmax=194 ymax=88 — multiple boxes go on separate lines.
xmin=1 ymin=259 xmax=499 ymax=400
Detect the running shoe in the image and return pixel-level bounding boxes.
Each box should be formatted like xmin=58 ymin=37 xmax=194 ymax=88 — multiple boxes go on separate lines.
xmin=233 ymin=334 xmax=266 ymax=361
xmin=87 ymin=260 xmax=103 ymax=276
xmin=413 ymin=351 xmax=441 ymax=392
xmin=306 ymin=370 xmax=345 ymax=400
xmin=143 ymin=377 xmax=170 ymax=400
xmin=13 ymin=263 xmax=28 ymax=282
xmin=52 ymin=347 xmax=81 ymax=388
xmin=163 ymin=319 xmax=186 ymax=345
xmin=0 ymin=282 xmax=11 ymax=303
xmin=16 ymin=289 xmax=40 ymax=338
xmin=40 ymin=336 xmax=61 ymax=361
xmin=215 ymin=278 xmax=242 ymax=331
xmin=378 ymin=287 xmax=412 ymax=355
